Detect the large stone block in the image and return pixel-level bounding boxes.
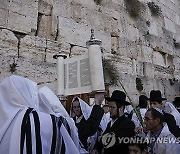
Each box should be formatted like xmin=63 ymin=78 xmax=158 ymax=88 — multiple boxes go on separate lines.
xmin=143 ymin=62 xmax=154 ymax=78
xmin=58 ymin=16 xmax=90 ymax=46
xmin=10 ymin=0 xmax=38 ymax=8
xmin=58 ymin=16 xmax=111 ymax=52
xmin=9 ymin=0 xmax=38 ymax=18
xmin=0 ymin=29 xmax=18 ymax=56
xmin=141 ymin=46 xmax=153 ymax=63
xmin=37 ymin=15 xmax=54 ymax=39
xmin=0 ymin=0 xmax=8 ymax=9
xmin=126 ymin=24 xmax=140 ymax=41
xmin=116 ymin=57 xmax=133 ymax=75
xmin=0 ymin=8 xmax=8 ymax=28
xmin=153 ymin=51 xmax=166 ymax=66
xmin=70 ymin=45 xmax=88 ymax=56
xmin=20 ymin=36 xmax=46 ymax=61
xmin=53 ymin=0 xmax=71 ymax=18
xmin=148 ymin=21 xmax=159 ymax=36
xmin=164 ymin=17 xmax=176 ymax=33
xmin=136 ymin=61 xmax=144 ymax=76
xmin=7 ymin=11 xmax=37 ymax=33
xmin=175 ymin=14 xmax=180 ymax=25
xmin=126 ymin=41 xmax=140 ymax=59
xmin=166 ymin=0 xmax=176 ymax=10
xmin=38 ymin=0 xmax=53 ymax=15
xmin=70 ymin=1 xmax=82 ymax=23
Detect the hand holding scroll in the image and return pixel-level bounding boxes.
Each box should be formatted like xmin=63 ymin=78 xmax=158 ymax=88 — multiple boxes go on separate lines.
xmin=94 ymin=92 xmax=105 ymax=106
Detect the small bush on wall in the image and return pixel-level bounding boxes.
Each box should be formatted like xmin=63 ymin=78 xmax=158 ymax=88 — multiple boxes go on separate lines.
xmin=94 ymin=0 xmax=102 ymax=5
xmin=102 ymin=58 xmax=119 ymax=85
xmin=147 ymin=2 xmax=162 ymax=16
xmin=173 ymin=39 xmax=180 ymax=49
xmin=124 ymin=0 xmax=145 ymax=19
xmin=136 ymin=77 xmax=143 ymax=91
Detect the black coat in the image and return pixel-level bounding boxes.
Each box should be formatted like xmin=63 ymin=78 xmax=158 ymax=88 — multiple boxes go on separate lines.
xmin=101 ymin=114 xmax=135 ymax=154
xmin=73 ymin=105 xmax=104 ymax=149
xmin=163 ymin=112 xmax=180 ymax=137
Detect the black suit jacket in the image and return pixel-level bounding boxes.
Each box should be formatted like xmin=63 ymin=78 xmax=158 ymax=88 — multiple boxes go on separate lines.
xmin=101 ymin=114 xmax=135 ymax=154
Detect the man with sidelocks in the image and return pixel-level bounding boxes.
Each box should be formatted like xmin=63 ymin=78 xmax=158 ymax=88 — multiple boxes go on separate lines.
xmin=93 ymin=90 xmax=135 ymax=154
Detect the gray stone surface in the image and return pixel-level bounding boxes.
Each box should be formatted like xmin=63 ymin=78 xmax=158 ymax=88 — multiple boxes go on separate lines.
xmin=0 ymin=0 xmax=179 ymax=103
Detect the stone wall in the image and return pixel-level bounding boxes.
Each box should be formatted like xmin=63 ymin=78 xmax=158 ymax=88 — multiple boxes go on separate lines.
xmin=0 ymin=0 xmax=180 ymax=104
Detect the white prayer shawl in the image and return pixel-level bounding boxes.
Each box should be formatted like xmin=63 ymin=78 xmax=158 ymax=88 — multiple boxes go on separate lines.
xmin=132 ymin=108 xmax=147 ymax=128
xmin=164 ymin=102 xmax=180 ymax=127
xmin=38 ymin=86 xmax=80 ymax=151
xmin=0 ymin=75 xmax=39 ymax=144
xmin=147 ymin=125 xmax=180 ymax=154
xmin=0 ymin=75 xmax=41 ymax=153
xmin=125 ymin=105 xmax=133 ymax=114
xmin=71 ymin=97 xmax=109 ymax=132
xmin=71 ymin=97 xmax=109 ymax=153
xmin=0 ymin=75 xmax=79 ymax=154
xmin=38 ymin=86 xmax=69 ymax=117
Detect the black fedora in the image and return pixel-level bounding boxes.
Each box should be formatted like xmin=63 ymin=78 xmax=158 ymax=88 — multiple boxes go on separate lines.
xmin=139 ymin=95 xmax=148 ymax=103
xmin=105 ymin=90 xmax=130 ymax=106
xmin=149 ymin=90 xmax=167 ymax=101
xmin=173 ymin=97 xmax=180 ymax=104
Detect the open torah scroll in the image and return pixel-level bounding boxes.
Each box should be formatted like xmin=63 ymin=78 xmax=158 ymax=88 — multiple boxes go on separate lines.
xmin=57 ymin=42 xmax=105 ymax=96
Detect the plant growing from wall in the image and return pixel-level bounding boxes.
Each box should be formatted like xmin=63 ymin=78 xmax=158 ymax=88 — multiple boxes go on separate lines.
xmin=9 ymin=58 xmax=17 ymax=73
xmin=169 ymin=78 xmax=176 ymax=85
xmin=124 ymin=0 xmax=145 ymax=19
xmin=147 ymin=2 xmax=162 ymax=16
xmin=94 ymin=0 xmax=102 ymax=5
xmin=136 ymin=77 xmax=143 ymax=91
xmin=102 ymin=58 xmax=119 ymax=85
xmin=173 ymin=39 xmax=180 ymax=49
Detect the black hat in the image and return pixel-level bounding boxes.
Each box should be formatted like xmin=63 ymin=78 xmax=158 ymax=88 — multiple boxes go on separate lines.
xmin=105 ymin=90 xmax=130 ymax=106
xmin=173 ymin=97 xmax=180 ymax=104
xmin=149 ymin=90 xmax=167 ymax=101
xmin=139 ymin=95 xmax=148 ymax=102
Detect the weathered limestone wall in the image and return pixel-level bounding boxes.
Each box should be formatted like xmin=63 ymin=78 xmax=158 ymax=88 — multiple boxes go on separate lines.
xmin=0 ymin=0 xmax=180 ymax=104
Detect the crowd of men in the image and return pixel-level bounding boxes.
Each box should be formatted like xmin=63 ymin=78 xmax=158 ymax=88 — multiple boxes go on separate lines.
xmin=0 ymin=75 xmax=180 ymax=154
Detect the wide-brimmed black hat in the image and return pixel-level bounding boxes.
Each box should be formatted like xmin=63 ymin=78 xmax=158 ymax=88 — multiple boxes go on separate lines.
xmin=173 ymin=97 xmax=180 ymax=104
xmin=105 ymin=90 xmax=130 ymax=105
xmin=139 ymin=95 xmax=148 ymax=102
xmin=148 ymin=90 xmax=167 ymax=101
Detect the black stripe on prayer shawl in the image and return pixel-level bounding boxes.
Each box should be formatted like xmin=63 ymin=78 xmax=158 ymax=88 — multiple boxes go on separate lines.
xmin=50 ymin=115 xmax=57 ymax=154
xmin=58 ymin=119 xmax=65 ymax=154
xmin=20 ymin=108 xmax=33 ymax=154
xmin=32 ymin=111 xmax=42 ymax=154
xmin=26 ymin=115 xmax=32 ymax=154
xmin=59 ymin=116 xmax=71 ymax=136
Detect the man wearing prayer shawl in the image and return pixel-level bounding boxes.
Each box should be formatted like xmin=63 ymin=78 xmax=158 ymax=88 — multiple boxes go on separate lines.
xmin=148 ymin=90 xmax=180 ymax=137
xmin=71 ymin=94 xmax=105 ymax=152
xmin=0 ymin=75 xmax=80 ymax=154
xmin=144 ymin=108 xmax=180 ymax=154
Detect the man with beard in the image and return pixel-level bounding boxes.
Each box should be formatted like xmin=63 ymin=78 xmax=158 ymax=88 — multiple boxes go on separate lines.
xmin=93 ymin=90 xmax=135 ymax=154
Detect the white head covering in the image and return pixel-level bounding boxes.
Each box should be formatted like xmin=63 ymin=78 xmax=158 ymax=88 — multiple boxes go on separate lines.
xmin=0 ymin=75 xmax=41 ymax=153
xmin=38 ymin=86 xmax=80 ymax=149
xmin=164 ymin=102 xmax=180 ymax=126
xmin=38 ymin=86 xmax=69 ymax=117
xmin=0 ymin=75 xmax=38 ymax=142
xmin=0 ymin=75 xmax=80 ymax=154
xmin=71 ymin=97 xmax=109 ymax=132
xmin=71 ymin=97 xmax=92 ymax=120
